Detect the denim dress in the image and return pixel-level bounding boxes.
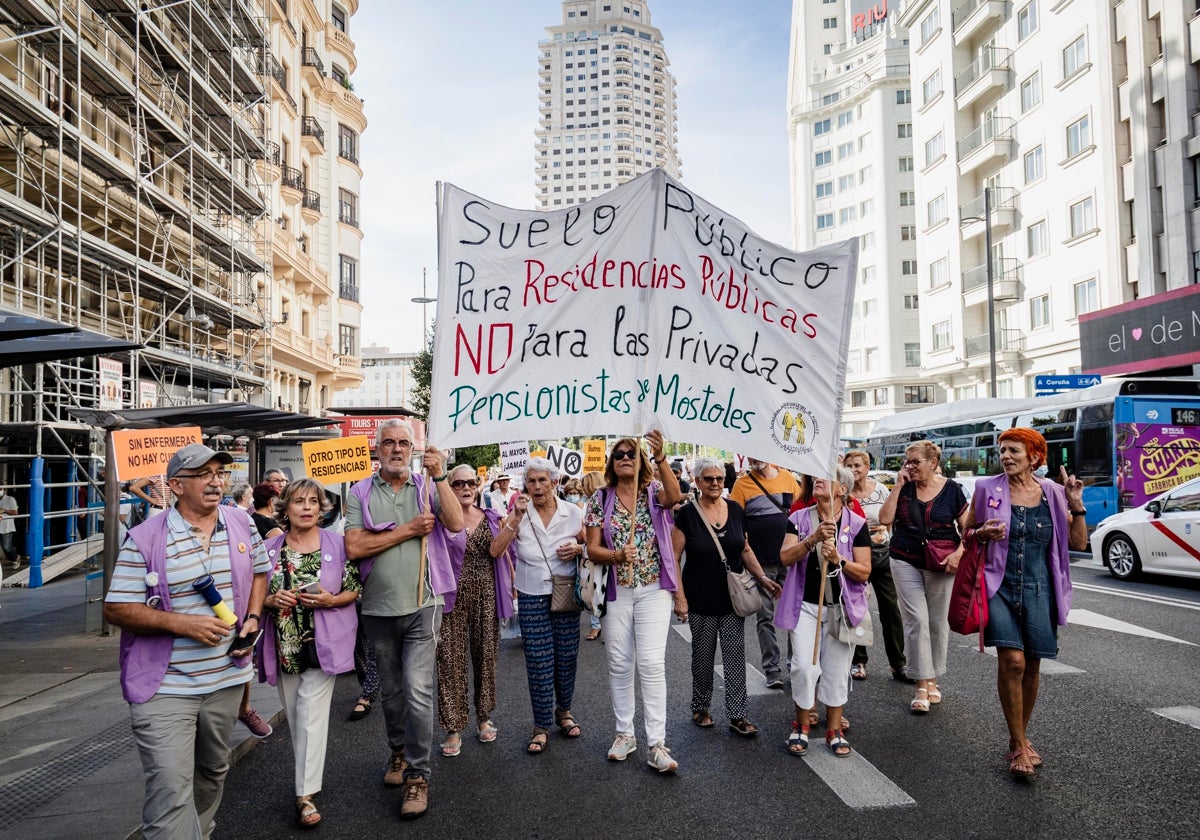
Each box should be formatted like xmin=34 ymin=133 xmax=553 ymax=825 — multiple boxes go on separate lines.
xmin=983 ymin=499 xmax=1060 ymax=659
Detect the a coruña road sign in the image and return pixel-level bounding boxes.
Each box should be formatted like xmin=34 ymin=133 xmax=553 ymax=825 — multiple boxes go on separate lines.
xmin=1035 ymin=374 xmax=1102 ymax=396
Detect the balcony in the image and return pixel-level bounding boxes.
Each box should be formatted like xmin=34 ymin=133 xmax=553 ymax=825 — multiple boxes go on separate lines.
xmin=966 ymin=328 xmax=1025 ymax=365
xmin=301 ymin=46 xmax=325 ymax=79
xmin=301 ymin=115 xmax=325 ymax=152
xmin=259 ymin=52 xmax=296 ymax=111
xmin=951 ymin=0 xmax=1006 ymax=46
xmin=254 ymin=140 xmax=281 ymax=182
xmin=339 ymin=281 xmax=360 ymax=303
xmin=280 ymin=165 xmax=303 ymax=204
xmin=957 ymin=116 xmax=1014 ymax=175
xmin=961 ymin=258 xmax=1022 ymax=307
xmin=301 ymin=189 xmax=321 ymax=222
xmin=959 ymin=187 xmax=1019 ymax=240
xmin=954 ymin=47 xmax=1011 ymax=109
xmin=339 ymin=208 xmax=359 ymax=229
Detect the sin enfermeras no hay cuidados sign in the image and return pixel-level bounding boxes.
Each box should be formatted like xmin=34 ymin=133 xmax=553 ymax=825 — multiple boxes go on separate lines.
xmin=429 ymin=168 xmax=859 ymax=478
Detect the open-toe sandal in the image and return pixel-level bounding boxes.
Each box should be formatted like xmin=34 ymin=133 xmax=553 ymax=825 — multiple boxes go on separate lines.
xmin=692 ymin=710 xmax=714 ymax=728
xmin=787 ymin=722 xmax=810 ymax=756
xmin=555 ymin=711 xmax=582 ymax=738
xmin=1006 ymin=745 xmax=1036 ymax=777
xmin=729 ymin=718 xmax=758 ymax=737
xmin=826 ymin=729 xmax=851 ymax=757
xmin=527 ymin=728 xmax=549 ymax=755
xmin=441 ymin=732 xmax=462 ymax=757
xmin=478 ymin=720 xmax=498 ymax=743
xmin=928 ymin=684 xmax=943 ymax=704
xmin=911 ymin=688 xmax=930 ymax=714
xmin=296 ymin=796 xmax=321 ymax=829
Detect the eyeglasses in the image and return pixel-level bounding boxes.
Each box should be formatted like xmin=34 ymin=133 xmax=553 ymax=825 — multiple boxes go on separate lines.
xmin=379 ymin=439 xmax=412 ymax=450
xmin=612 ymin=449 xmax=638 ymax=461
xmin=904 ymin=458 xmax=928 ymax=467
xmin=450 ymin=479 xmax=479 ymax=489
xmin=700 ymin=476 xmax=725 ymax=484
xmin=269 ymin=477 xmax=287 ymax=484
xmin=175 ymin=470 xmax=230 ymax=482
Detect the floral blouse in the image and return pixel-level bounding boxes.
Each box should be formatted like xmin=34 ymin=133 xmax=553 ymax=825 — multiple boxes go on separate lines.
xmin=267 ymin=544 xmax=361 ymax=675
xmin=584 ymin=483 xmax=662 ymax=588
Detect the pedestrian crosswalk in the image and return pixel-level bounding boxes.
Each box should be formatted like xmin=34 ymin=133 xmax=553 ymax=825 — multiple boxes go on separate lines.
xmin=1150 ymin=706 xmax=1200 ymax=730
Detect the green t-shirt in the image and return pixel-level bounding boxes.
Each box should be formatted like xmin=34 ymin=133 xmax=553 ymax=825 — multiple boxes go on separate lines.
xmin=345 ymin=473 xmax=443 ymax=617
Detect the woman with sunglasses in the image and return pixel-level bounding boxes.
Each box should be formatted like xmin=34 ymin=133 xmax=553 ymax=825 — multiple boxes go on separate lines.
xmin=256 ymin=478 xmax=359 ymax=829
xmin=434 ymin=464 xmax=514 ymax=757
xmin=672 ymin=457 xmax=780 ymax=736
xmin=584 ymin=430 xmax=684 ymax=774
xmin=878 ymin=441 xmax=969 ymax=714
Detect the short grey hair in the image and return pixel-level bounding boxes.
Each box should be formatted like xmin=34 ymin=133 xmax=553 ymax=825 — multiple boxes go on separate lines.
xmin=833 ymin=465 xmax=854 ymax=501
xmin=693 ymin=456 xmax=723 ymax=478
xmin=448 ymin=463 xmax=476 ymax=482
xmin=375 ymin=418 xmax=415 ymax=448
xmin=524 ymin=456 xmax=560 ymax=482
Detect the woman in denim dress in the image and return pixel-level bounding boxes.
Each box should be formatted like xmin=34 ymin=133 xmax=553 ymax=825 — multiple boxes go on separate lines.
xmin=966 ymin=428 xmax=1088 ymax=777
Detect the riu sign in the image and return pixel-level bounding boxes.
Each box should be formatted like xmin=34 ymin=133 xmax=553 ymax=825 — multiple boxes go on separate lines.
xmin=852 ymin=0 xmax=888 ymax=34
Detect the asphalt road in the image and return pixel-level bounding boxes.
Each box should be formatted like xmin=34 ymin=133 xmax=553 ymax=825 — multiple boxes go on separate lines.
xmin=217 ymin=561 xmax=1200 ymax=840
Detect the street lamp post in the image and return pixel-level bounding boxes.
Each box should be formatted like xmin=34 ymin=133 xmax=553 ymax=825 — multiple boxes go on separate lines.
xmin=983 ymin=186 xmax=997 ymax=398
xmin=411 ymin=267 xmax=436 ymax=347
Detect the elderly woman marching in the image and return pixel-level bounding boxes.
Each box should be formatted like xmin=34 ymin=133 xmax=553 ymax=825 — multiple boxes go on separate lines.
xmin=488 ymin=457 xmax=585 ymax=755
xmin=434 ymin=464 xmax=516 ymax=757
xmin=257 ymin=478 xmax=359 ymax=829
xmin=966 ymin=428 xmax=1087 ymax=776
xmin=775 ymin=466 xmax=872 ymax=757
xmin=585 ymin=430 xmax=685 ymax=774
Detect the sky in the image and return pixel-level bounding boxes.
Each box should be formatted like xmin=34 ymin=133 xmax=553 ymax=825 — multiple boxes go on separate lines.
xmin=350 ymin=0 xmax=794 ymax=353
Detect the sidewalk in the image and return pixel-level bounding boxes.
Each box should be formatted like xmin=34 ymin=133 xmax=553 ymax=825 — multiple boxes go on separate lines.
xmin=0 ymin=568 xmax=284 ymax=840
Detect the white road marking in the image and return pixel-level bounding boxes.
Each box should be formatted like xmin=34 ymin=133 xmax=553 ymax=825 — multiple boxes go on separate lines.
xmin=1151 ymin=706 xmax=1200 ymax=729
xmin=1072 ymin=582 xmax=1200 ymax=612
xmin=981 ymin=647 xmax=1085 ymax=675
xmin=670 ymin=622 xmax=775 ymax=696
xmin=1068 ymin=608 xmax=1196 ymax=646
xmin=803 ymin=748 xmax=917 ymax=810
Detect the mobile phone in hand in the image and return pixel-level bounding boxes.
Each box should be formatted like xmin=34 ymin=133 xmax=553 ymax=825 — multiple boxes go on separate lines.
xmin=299 ymin=581 xmax=320 ymax=595
xmin=228 ymin=627 xmax=264 ymax=656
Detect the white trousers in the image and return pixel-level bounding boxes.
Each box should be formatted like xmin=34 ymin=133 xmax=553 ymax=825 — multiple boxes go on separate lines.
xmin=605 ymin=582 xmax=672 ymax=746
xmin=787 ymin=602 xmax=854 ymax=710
xmin=277 ymin=668 xmax=337 ymax=797
xmin=891 ymin=560 xmax=953 ymax=681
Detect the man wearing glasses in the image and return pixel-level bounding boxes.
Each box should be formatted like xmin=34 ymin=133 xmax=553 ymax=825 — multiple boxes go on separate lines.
xmin=265 ymin=469 xmax=289 ymax=491
xmin=104 ymin=443 xmax=269 ymax=840
xmin=345 ymin=419 xmax=462 ymax=820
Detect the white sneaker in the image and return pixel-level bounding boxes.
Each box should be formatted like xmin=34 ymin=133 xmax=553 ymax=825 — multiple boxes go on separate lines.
xmin=607 ymin=733 xmax=637 ymax=761
xmin=646 ymin=742 xmax=678 ymax=774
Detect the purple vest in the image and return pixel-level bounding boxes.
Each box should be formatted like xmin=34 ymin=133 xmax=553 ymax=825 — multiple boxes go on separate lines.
xmin=118 ymin=508 xmax=255 ymax=704
xmin=437 ymin=508 xmax=516 ymax=620
xmin=348 ymin=473 xmax=454 ymax=597
xmin=972 ymin=474 xmax=1073 ymax=626
xmin=255 ymin=529 xmax=358 ymax=684
xmin=597 ymin=483 xmax=679 ymax=599
xmin=774 ymin=506 xmax=870 ymax=631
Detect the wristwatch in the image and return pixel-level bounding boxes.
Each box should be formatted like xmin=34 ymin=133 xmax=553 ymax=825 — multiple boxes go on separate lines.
xmin=1070 ymin=508 xmax=1087 ymax=518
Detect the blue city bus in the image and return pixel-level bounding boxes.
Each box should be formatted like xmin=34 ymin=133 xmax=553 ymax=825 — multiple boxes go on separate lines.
xmin=864 ymin=378 xmax=1200 ymax=528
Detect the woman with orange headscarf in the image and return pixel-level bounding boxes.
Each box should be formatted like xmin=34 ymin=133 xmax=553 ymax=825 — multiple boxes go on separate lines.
xmin=966 ymin=427 xmax=1087 ymax=777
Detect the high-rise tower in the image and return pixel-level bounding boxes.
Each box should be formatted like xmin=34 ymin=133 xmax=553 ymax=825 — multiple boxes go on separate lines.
xmin=536 ymin=0 xmax=681 ymax=208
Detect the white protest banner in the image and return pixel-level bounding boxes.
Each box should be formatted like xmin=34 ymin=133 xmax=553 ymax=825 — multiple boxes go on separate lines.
xmin=499 ymin=440 xmax=530 ymax=475
xmin=430 ymin=169 xmax=858 ymax=478
xmin=545 ymin=444 xmax=583 ymax=478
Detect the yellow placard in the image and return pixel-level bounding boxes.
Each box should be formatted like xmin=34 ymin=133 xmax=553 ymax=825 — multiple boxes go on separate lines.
xmin=530 ymin=449 xmax=547 ymax=459
xmin=301 ymin=436 xmax=374 ymax=485
xmin=477 ymin=466 xmax=488 ymax=478
xmin=583 ymin=439 xmax=607 ymax=473
xmin=111 ymin=427 xmax=203 ymax=481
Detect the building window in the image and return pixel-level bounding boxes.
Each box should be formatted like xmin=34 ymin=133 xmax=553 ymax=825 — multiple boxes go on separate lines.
xmin=1020 ymin=71 xmax=1041 ymax=113
xmin=339 ymin=323 xmax=358 ymax=356
xmin=1024 ymin=145 xmax=1045 ymax=183
xmin=838 ymin=110 xmax=854 ymax=129
xmin=920 ymin=8 xmax=940 ymax=44
xmin=929 ymin=256 xmax=949 ymax=288
xmin=823 ymin=17 xmax=838 ymax=29
xmin=874 ymin=387 xmax=889 ymax=406
xmin=924 ymin=132 xmax=944 ymax=166
xmin=861 ymin=265 xmax=876 ymax=284
xmin=899 ymin=190 xmax=915 ymax=206
xmin=860 ymin=231 xmax=876 ymax=249
xmin=932 ymin=320 xmax=952 ymax=351
xmin=815 ymin=150 xmax=832 ymax=167
xmin=851 ymin=390 xmax=867 ymax=407
xmin=899 ymin=156 xmax=914 ymax=172
xmin=905 ymin=385 xmax=934 ymax=404
xmin=838 ymin=174 xmax=855 ymax=191
xmin=338 ymin=188 xmax=358 ymax=226
xmin=860 ymin=198 xmax=874 ymax=216
xmin=901 ymin=259 xmax=917 ymax=276
xmin=338 ymin=124 xmax=358 ymax=163
xmin=816 ymin=181 xmax=833 ymax=198
xmin=896 ymin=89 xmax=911 ymax=104
xmin=840 ymin=207 xmax=857 ymax=224
xmin=1069 ymin=196 xmax=1096 ymax=238
xmin=1066 ymin=115 xmax=1091 ymax=158
xmin=332 ymin=4 xmax=347 ymax=32
xmin=859 ymin=298 xmax=877 ymax=318
xmin=1030 ymin=294 xmax=1051 ymax=329
xmin=904 ymin=294 xmax=920 ymax=310
xmin=1017 ymin=1 xmax=1038 ymax=41
xmin=814 ymin=118 xmax=832 ymax=136
xmin=1063 ymin=34 xmax=1088 ymax=79
xmin=897 ymin=122 xmax=913 ymax=139
xmin=1074 ymin=278 xmax=1099 ymax=316
xmin=1027 ymin=219 xmax=1048 ymax=257
xmin=904 ymin=343 xmax=921 ymax=368
xmin=817 ymin=213 xmax=834 ymax=230
xmin=865 ymin=347 xmax=879 ymax=371
xmin=838 ymin=141 xmax=854 ymax=159
xmin=339 ymin=255 xmax=358 ymax=301
xmin=927 ymin=193 xmax=947 ymax=227
xmin=922 ymin=69 xmax=942 ymax=105
xmin=900 ymin=224 xmax=916 ymax=241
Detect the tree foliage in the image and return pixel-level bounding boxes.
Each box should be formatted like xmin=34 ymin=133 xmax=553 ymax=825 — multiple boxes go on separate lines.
xmin=410 ymin=326 xmax=499 ymax=470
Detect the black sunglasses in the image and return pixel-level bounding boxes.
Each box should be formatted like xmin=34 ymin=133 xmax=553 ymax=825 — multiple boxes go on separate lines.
xmin=612 ymin=449 xmax=638 ymax=461
xmin=450 ymin=479 xmax=479 ymax=489
xmin=699 ymin=476 xmax=724 ymax=484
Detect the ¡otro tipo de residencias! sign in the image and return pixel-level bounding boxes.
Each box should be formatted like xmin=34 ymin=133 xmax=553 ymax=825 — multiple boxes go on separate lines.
xmin=429 ymin=169 xmax=858 ymax=478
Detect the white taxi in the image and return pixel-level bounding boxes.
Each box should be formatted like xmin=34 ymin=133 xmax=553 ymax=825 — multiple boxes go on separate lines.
xmin=1092 ymin=476 xmax=1200 ymax=581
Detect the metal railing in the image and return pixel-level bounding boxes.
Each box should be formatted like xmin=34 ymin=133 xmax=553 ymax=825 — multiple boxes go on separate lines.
xmin=301 ymin=189 xmax=321 ymax=213
xmin=280 ymin=165 xmax=304 ymax=191
xmin=962 ymin=257 xmax=1022 ymax=292
xmin=301 ymin=47 xmax=324 ymax=77
xmin=957 ymin=116 xmax=1014 ymax=159
xmin=966 ymin=329 xmax=1025 ymax=357
xmin=338 ymin=137 xmax=358 ymax=164
xmin=955 ymin=47 xmax=1011 ymax=94
xmin=301 ymin=115 xmax=325 ymax=148
xmin=952 ymin=0 xmax=992 ymax=31
xmin=798 ymin=63 xmax=911 ymax=112
xmin=959 ymin=187 xmax=1019 ymax=222
xmin=339 ymin=281 xmax=360 ymax=302
xmin=339 ymin=209 xmax=359 ymax=228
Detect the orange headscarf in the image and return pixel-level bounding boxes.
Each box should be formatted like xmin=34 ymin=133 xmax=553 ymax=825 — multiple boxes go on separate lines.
xmin=998 ymin=427 xmax=1047 ymax=469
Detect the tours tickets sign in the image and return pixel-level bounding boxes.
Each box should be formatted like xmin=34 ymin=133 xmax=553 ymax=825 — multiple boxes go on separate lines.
xmin=431 ymin=169 xmax=858 ymax=478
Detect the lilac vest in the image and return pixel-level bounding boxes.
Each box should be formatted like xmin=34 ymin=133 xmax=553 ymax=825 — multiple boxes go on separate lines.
xmin=437 ymin=508 xmax=515 ymax=620
xmin=348 ymin=473 xmax=454 ymax=597
xmin=972 ymin=474 xmax=1073 ymax=626
xmin=118 ymin=508 xmax=255 ymax=704
xmin=597 ymin=483 xmax=679 ymax=599
xmin=774 ymin=506 xmax=870 ymax=631
xmin=256 ymin=529 xmax=358 ymax=684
